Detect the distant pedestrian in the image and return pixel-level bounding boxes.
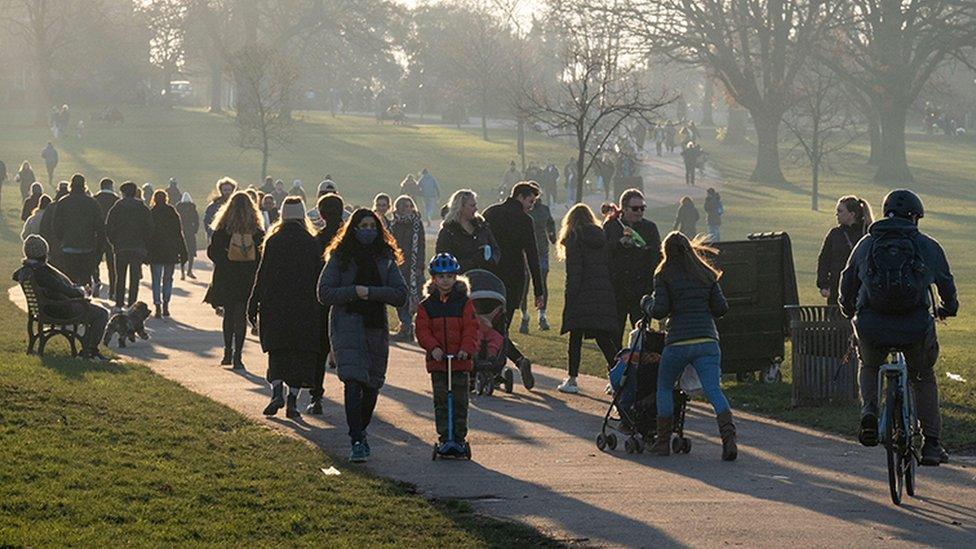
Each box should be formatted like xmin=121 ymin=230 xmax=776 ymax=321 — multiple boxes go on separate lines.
xmin=165 ymin=178 xmax=182 ymax=205
xmin=681 ymin=142 xmax=702 ymax=186
xmin=93 ymin=178 xmax=120 ymax=298
xmin=146 ymin=191 xmax=187 ymax=319
xmin=21 ymin=194 xmax=52 ymax=240
xmin=501 ymin=161 xmax=521 ymax=191
xmin=176 ymin=193 xmax=200 ymax=280
xmin=703 ymin=188 xmax=723 ymax=242
xmin=290 ymin=179 xmax=308 ymax=202
xmin=520 ymin=196 xmax=556 ymax=333
xmin=400 ymin=174 xmax=421 ymax=203
xmin=106 ymin=181 xmax=153 ymax=309
xmin=418 ymin=168 xmax=440 ymax=225
xmin=249 ymin=197 xmax=325 ymax=420
xmin=307 ymin=192 xmax=346 ymax=415
xmin=260 ymin=194 xmax=279 ymax=230
xmin=41 ymin=142 xmax=58 ymax=187
xmin=816 ymin=195 xmax=873 ymax=305
xmin=141 ymin=183 xmax=154 ymax=206
xmin=556 ymin=204 xmax=621 ymax=394
xmin=643 ymin=231 xmax=736 ymax=460
xmin=259 ymin=176 xmax=275 ymax=195
xmin=203 ymin=178 xmax=237 ymax=240
xmin=389 ymin=195 xmax=425 ymax=340
xmin=22 ymin=182 xmax=44 ymax=221
xmin=317 ymin=208 xmax=407 ymax=463
xmin=52 ymin=174 xmax=104 ymax=287
xmin=271 ymin=179 xmax=288 ymax=207
xmin=206 ymin=190 xmax=265 ymax=370
xmin=542 ymin=160 xmax=560 ymax=205
xmin=16 ymin=161 xmax=36 ymax=201
xmin=673 ymin=196 xmax=700 ymax=238
xmin=372 ymin=193 xmax=392 ymax=230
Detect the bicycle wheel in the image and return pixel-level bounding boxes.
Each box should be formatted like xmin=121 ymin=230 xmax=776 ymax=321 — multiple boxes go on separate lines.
xmin=884 ymin=379 xmax=904 ymax=506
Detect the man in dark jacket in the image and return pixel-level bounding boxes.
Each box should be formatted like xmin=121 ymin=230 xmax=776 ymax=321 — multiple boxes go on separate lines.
xmin=604 ymin=188 xmax=662 ymax=344
xmin=38 ymin=181 xmax=68 ymax=269
xmin=13 ymin=235 xmax=110 ymax=360
xmin=106 ymin=181 xmax=154 ymax=309
xmin=520 ymin=199 xmax=556 ymax=333
xmin=41 ymin=142 xmax=58 ymax=187
xmin=542 ymin=161 xmax=559 ymax=205
xmin=165 ymin=177 xmax=182 ymax=206
xmin=307 ymin=192 xmax=345 ymax=414
xmin=52 ymin=174 xmax=105 ymax=288
xmin=839 ymin=190 xmax=958 ymax=466
xmin=94 ymin=178 xmax=119 ymax=298
xmin=483 ymin=182 xmax=544 ymax=390
xmin=203 ymin=178 xmax=237 ymax=240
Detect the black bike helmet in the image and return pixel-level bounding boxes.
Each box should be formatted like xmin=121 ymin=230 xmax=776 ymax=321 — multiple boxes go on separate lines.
xmin=882 ymin=189 xmax=924 ymax=220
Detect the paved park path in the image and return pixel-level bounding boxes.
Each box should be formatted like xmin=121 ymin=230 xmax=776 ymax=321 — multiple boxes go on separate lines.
xmin=11 ymin=153 xmax=976 ymax=547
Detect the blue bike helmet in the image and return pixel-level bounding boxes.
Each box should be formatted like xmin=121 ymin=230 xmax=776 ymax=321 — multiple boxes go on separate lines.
xmin=429 ymin=253 xmax=461 ymax=275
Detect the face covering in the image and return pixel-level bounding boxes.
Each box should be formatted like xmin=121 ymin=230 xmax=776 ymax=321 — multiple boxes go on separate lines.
xmin=355 ymin=227 xmax=378 ymax=245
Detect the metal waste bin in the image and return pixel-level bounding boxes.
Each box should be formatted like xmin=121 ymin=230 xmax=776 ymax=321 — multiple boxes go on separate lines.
xmin=785 ymin=305 xmax=857 ymax=406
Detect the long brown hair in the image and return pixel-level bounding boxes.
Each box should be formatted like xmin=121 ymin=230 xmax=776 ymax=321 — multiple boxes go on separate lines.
xmin=211 ymin=191 xmax=262 ymax=234
xmin=838 ymin=195 xmax=874 ymax=235
xmin=325 ymin=208 xmax=403 ymax=265
xmin=655 ymin=231 xmax=722 ymax=284
xmin=150 ymin=189 xmax=169 ymax=209
xmin=556 ymin=203 xmax=599 ymax=260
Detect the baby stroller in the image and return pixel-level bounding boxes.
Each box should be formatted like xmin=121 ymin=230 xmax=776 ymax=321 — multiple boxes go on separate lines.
xmin=466 ymin=269 xmax=514 ymax=396
xmin=597 ymin=320 xmax=694 ymax=455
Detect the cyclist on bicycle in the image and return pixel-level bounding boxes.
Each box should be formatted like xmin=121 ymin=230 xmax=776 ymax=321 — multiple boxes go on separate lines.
xmin=839 ymin=189 xmax=957 ymax=466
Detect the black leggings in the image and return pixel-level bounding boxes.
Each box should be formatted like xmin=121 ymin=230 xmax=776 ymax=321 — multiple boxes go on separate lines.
xmin=222 ymin=301 xmax=247 ymax=356
xmin=344 ymin=381 xmax=379 ymax=443
xmin=568 ymin=331 xmax=620 ymax=378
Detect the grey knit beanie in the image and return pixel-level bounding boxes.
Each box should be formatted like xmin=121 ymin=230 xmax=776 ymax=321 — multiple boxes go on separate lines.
xmin=281 ymin=199 xmax=306 ymax=221
xmin=24 ymin=235 xmax=49 ymax=260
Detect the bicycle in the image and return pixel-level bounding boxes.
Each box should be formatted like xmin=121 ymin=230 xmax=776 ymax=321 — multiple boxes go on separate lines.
xmin=876 ymin=351 xmax=925 ymax=505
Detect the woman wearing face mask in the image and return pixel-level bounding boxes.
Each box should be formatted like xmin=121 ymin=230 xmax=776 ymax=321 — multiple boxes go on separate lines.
xmin=816 ymin=195 xmax=873 ymax=305
xmin=389 ymin=195 xmax=425 ymax=341
xmin=317 ymin=209 xmax=407 ymax=463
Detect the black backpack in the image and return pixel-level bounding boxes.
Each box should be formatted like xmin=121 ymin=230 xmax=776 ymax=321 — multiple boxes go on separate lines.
xmin=865 ymin=230 xmax=927 ymax=314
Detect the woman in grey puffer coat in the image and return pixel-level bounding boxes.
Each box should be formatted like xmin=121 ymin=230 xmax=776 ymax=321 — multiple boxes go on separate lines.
xmin=318 ymin=208 xmax=407 ymax=463
xmin=641 ymin=231 xmax=736 ymax=461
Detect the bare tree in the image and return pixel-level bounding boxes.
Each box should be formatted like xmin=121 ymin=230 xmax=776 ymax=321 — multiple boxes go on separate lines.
xmin=228 ymin=45 xmax=298 ymax=181
xmin=819 ymin=1 xmax=976 ymax=182
xmin=518 ymin=29 xmax=667 ymax=203
xmin=142 ymin=0 xmax=188 ymax=108
xmin=783 ymin=64 xmax=860 ymax=211
xmin=611 ymin=0 xmax=839 ymax=184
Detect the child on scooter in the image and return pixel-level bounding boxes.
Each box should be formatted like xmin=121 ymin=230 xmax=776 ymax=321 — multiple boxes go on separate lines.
xmin=415 ymin=253 xmax=480 ymax=451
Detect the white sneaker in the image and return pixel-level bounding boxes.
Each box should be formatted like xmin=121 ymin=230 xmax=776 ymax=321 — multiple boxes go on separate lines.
xmin=557 ymin=377 xmax=579 ymax=394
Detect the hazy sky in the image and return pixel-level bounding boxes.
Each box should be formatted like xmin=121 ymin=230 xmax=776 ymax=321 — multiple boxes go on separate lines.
xmin=396 ymin=0 xmax=543 ymax=23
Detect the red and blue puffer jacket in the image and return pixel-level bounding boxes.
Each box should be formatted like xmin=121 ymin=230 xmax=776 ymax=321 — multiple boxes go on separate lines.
xmin=415 ymin=279 xmax=479 ymax=372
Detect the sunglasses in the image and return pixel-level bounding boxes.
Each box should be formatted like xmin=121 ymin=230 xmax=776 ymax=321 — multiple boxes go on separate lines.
xmin=630 ymin=205 xmax=646 ymax=212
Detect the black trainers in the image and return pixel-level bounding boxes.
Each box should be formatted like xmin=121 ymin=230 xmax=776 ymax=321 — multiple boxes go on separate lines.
xmin=920 ymin=438 xmax=948 ymax=467
xmin=858 ymin=414 xmax=878 ymax=447
xmin=517 ymin=357 xmax=535 ymax=390
xmin=306 ymin=395 xmax=323 ymax=415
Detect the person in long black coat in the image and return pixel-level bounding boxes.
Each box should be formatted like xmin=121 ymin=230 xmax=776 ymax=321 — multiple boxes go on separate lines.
xmin=146 ymin=190 xmax=188 ymax=318
xmin=21 ymin=182 xmax=43 ymax=221
xmin=817 ymin=195 xmax=873 ymax=305
xmin=673 ymin=196 xmax=700 ymax=238
xmin=248 ymin=198 xmax=326 ymax=420
xmin=176 ymin=193 xmax=199 ymax=280
xmin=557 ymin=204 xmax=621 ymax=394
xmin=435 ymin=189 xmax=499 ymax=274
xmin=482 ymin=183 xmax=544 ymax=390
xmin=206 ymin=190 xmax=264 ymax=370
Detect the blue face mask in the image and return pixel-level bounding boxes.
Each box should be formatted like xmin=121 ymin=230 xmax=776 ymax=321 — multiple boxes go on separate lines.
xmin=355 ymin=227 xmax=378 ymax=245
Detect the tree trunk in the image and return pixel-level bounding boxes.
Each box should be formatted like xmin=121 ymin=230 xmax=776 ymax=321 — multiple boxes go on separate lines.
xmin=750 ymin=111 xmax=787 ymax=183
xmin=261 ymin=147 xmax=269 ymax=181
xmin=702 ymin=76 xmax=714 ymax=126
xmin=811 ymin=158 xmax=820 ymax=212
xmin=874 ymin=103 xmax=913 ymax=183
xmin=725 ymin=106 xmax=747 ymax=144
xmin=867 ymin=116 xmax=881 ymax=165
xmin=209 ymin=62 xmax=223 ymax=113
xmin=517 ymin=118 xmax=526 ymax=172
xmin=576 ymin=151 xmax=586 ymax=205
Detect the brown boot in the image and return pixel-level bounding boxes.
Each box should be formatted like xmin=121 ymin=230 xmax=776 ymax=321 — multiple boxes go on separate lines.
xmin=649 ymin=417 xmax=673 ymax=456
xmin=717 ymin=410 xmax=737 ymax=461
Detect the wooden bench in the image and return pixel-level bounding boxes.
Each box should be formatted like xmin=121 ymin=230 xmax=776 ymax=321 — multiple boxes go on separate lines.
xmin=17 ymin=270 xmax=86 ymax=357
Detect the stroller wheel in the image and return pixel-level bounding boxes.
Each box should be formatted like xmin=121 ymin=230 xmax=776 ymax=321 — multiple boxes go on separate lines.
xmin=671 ymin=437 xmax=683 ymax=454
xmin=432 ymin=443 xmax=439 ymax=461
xmin=596 ymin=433 xmax=608 ymax=452
xmin=605 ymin=433 xmax=618 ymax=451
xmin=474 ymin=374 xmax=484 ymax=395
xmin=625 ymin=436 xmax=640 ymax=454
xmin=635 ymin=437 xmax=646 ymax=454
xmin=681 ymin=438 xmax=692 ymax=454
xmin=503 ymin=369 xmax=514 ymax=393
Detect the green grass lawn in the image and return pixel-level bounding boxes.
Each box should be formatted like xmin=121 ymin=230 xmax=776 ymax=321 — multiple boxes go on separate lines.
xmin=0 ymin=108 xmax=562 ymax=545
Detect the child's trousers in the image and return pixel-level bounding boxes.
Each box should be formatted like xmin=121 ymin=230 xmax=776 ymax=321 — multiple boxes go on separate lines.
xmin=431 ymin=371 xmax=469 ymax=442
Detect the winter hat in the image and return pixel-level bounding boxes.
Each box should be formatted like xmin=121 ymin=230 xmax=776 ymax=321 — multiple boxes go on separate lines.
xmin=292 ymin=179 xmax=303 ymax=189
xmin=180 ymin=192 xmax=193 ymax=204
xmin=318 ymin=179 xmax=337 ymax=194
xmin=281 ymin=199 xmax=306 ymax=221
xmin=24 ymin=235 xmax=49 ymax=260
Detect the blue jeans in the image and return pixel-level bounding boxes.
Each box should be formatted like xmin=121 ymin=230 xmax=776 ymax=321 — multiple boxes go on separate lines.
xmin=150 ymin=263 xmax=175 ymax=305
xmin=657 ymin=340 xmax=731 ymax=418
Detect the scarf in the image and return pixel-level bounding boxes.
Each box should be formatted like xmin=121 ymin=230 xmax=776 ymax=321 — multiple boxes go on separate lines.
xmin=347 ymin=246 xmax=385 ymax=328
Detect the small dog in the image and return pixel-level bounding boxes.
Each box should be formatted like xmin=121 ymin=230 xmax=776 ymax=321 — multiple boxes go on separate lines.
xmin=103 ymin=302 xmax=151 ymax=348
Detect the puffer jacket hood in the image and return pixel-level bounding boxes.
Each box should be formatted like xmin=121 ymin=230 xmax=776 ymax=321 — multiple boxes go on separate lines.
xmin=424 ymin=277 xmax=469 ymax=299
